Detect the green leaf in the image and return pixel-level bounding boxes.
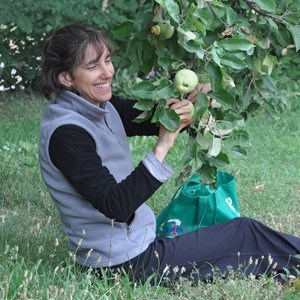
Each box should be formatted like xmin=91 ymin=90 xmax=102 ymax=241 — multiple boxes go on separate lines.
xmin=155 ymin=0 xmax=180 ymax=23
xmin=193 ymin=19 xmax=206 ymax=35
xmin=133 ymin=99 xmax=155 ymax=111
xmin=252 ymin=0 xmax=276 ymax=13
xmin=223 ymin=113 xmax=245 ymax=127
xmin=275 ymin=27 xmax=293 ymax=46
xmin=231 ymin=145 xmax=247 ymax=157
xmin=181 ymin=136 xmax=198 ymax=166
xmin=158 ymin=108 xmax=181 ymax=132
xmin=207 ymin=64 xmax=222 ymax=91
xmin=171 ymin=61 xmax=186 ymax=70
xmin=194 ymin=93 xmax=210 ymax=121
xmin=133 ymin=110 xmax=153 ymax=123
xmin=177 ymin=27 xmax=197 ymax=42
xmin=231 ymin=130 xmax=251 ymax=145
xmin=266 ymin=18 xmax=278 ymax=31
xmin=196 ymin=164 xmax=217 ymax=185
xmin=240 ymin=87 xmax=252 ymax=110
xmin=131 ymin=81 xmax=154 ymax=99
xmin=210 ymin=89 xmax=235 ymax=109
xmin=283 ymin=12 xmax=300 ymax=25
xmin=111 ymin=21 xmax=134 ymax=39
xmin=262 ymin=53 xmax=277 ymax=75
xmin=207 ymin=152 xmax=230 ymax=169
xmin=225 ymin=7 xmax=237 ymax=26
xmin=195 ymin=132 xmax=211 ymax=150
xmin=218 ymin=38 xmax=254 ymax=51
xmin=131 ymin=79 xmax=174 ymax=100
xmin=182 ymin=40 xmax=205 ymax=59
xmin=210 ymin=48 xmax=222 ymax=67
xmin=158 ymin=56 xmax=176 ymax=70
xmin=220 ymin=56 xmax=246 ymax=70
xmin=151 ymin=85 xmax=174 ymax=100
xmin=207 ymin=136 xmax=222 ymax=157
xmin=262 ymin=75 xmax=277 ymax=91
xmin=221 ymin=69 xmax=235 ymax=88
xmin=288 ymin=25 xmax=300 ymax=51
xmin=211 ymin=127 xmax=233 ymax=137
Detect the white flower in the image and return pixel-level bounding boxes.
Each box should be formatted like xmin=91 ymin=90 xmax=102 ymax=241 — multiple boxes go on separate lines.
xmin=9 ymin=40 xmax=18 ymax=49
xmin=15 ymin=75 xmax=23 ymax=83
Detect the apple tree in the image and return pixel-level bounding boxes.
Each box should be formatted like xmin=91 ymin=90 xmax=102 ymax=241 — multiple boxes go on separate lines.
xmin=112 ymin=0 xmax=299 ymax=184
xmin=112 ymin=0 xmax=300 ymax=184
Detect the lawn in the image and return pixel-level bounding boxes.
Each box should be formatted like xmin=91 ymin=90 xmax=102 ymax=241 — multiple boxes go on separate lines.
xmin=0 ymin=56 xmax=299 ymax=299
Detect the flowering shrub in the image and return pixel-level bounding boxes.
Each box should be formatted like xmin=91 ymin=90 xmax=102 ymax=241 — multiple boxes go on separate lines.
xmin=0 ymin=0 xmax=140 ymax=91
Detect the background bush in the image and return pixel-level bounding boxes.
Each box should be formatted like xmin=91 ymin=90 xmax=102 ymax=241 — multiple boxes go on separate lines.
xmin=0 ymin=0 xmax=142 ymax=91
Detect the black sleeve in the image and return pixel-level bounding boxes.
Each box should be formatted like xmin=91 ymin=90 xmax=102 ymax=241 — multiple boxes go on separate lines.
xmin=49 ymin=125 xmax=162 ymax=222
xmin=110 ymin=95 xmax=160 ymax=137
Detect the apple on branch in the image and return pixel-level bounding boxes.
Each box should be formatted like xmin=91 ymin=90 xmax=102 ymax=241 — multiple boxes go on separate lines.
xmin=151 ymin=21 xmax=175 ymax=40
xmin=174 ymin=69 xmax=198 ymax=95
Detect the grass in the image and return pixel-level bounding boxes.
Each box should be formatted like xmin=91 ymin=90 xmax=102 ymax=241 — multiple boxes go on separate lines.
xmin=0 ymin=58 xmax=300 ymax=298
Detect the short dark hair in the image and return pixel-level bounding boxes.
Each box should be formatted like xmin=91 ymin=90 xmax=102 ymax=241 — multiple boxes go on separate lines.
xmin=41 ymin=23 xmax=114 ymax=99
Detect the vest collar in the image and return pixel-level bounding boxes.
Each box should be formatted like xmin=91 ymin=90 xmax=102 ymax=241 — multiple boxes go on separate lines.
xmin=56 ymin=91 xmax=109 ymax=120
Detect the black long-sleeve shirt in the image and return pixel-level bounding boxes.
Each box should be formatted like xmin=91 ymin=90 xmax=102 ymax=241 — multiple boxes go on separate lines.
xmin=48 ymin=96 xmax=162 ymax=222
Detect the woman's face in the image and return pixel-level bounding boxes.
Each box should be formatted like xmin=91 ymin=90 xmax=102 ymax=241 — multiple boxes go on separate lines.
xmin=61 ymin=44 xmax=115 ymax=106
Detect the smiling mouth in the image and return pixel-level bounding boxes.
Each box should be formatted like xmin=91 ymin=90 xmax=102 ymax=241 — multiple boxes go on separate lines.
xmin=95 ymin=82 xmax=110 ymax=90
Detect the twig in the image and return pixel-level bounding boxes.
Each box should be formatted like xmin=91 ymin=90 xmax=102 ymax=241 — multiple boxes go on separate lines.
xmin=243 ymin=0 xmax=286 ymax=25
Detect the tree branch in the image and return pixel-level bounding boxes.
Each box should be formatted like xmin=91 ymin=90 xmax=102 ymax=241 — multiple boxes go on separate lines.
xmin=243 ymin=0 xmax=286 ymax=25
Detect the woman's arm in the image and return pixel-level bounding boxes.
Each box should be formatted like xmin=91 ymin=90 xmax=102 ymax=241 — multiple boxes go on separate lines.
xmin=49 ymin=125 xmax=164 ymax=223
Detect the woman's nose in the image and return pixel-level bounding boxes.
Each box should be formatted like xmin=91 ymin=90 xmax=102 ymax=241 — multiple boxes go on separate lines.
xmin=100 ymin=65 xmax=114 ymax=78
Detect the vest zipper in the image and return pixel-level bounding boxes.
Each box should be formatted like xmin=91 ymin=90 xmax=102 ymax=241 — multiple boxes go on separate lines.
xmin=127 ymin=224 xmax=132 ymax=234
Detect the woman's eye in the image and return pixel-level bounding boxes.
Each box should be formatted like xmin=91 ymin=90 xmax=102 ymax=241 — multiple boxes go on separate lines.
xmin=87 ymin=64 xmax=97 ymax=70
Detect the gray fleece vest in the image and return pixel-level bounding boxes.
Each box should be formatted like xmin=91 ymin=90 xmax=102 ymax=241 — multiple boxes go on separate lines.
xmin=39 ymin=91 xmax=156 ymax=268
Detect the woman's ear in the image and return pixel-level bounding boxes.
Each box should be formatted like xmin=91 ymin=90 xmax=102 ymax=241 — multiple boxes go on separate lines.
xmin=58 ymin=72 xmax=73 ymax=88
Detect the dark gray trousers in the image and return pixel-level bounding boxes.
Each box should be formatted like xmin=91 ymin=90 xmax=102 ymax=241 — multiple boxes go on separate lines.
xmin=116 ymin=217 xmax=300 ymax=284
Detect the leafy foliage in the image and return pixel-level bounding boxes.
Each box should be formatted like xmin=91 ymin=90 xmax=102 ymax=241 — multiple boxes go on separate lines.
xmin=114 ymin=0 xmax=299 ymax=183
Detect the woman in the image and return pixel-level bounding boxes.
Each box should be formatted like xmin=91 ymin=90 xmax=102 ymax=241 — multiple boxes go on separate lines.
xmin=39 ymin=23 xmax=300 ymax=284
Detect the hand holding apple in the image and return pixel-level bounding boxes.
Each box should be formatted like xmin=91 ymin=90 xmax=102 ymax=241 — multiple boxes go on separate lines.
xmin=167 ymin=98 xmax=195 ymax=121
xmin=181 ymin=100 xmax=195 ymax=119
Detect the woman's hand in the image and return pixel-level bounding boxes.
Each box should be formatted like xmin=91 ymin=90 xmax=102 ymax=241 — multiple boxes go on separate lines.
xmin=187 ymin=82 xmax=211 ymax=103
xmin=152 ymin=98 xmax=193 ymax=162
xmin=166 ymin=98 xmax=194 ymax=122
xmin=187 ymin=82 xmax=216 ymax=108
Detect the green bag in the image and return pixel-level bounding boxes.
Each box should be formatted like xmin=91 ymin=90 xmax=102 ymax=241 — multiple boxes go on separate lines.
xmin=156 ymin=171 xmax=240 ymax=238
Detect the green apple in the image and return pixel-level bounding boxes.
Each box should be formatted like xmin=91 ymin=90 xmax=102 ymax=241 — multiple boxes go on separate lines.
xmin=151 ymin=22 xmax=175 ymax=40
xmin=182 ymin=99 xmax=195 ymax=119
xmin=158 ymin=22 xmax=175 ymax=40
xmin=174 ymin=69 xmax=198 ymax=94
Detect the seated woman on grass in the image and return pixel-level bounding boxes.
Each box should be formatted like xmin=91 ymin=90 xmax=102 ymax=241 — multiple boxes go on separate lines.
xmin=39 ymin=23 xmax=300 ymax=284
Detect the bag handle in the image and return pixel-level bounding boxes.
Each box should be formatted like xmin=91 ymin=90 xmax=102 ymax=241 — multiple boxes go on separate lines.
xmin=170 ymin=185 xmax=184 ymax=202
